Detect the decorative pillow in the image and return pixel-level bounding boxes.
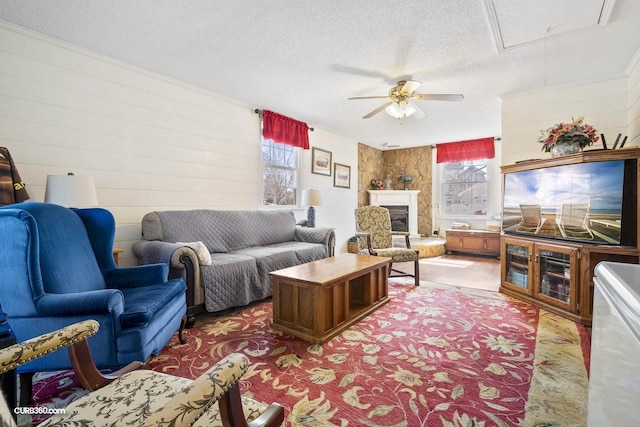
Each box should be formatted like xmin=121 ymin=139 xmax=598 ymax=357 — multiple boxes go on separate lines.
xmin=177 ymin=241 xmax=212 ymax=266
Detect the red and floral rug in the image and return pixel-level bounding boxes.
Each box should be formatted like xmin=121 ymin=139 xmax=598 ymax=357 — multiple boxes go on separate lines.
xmin=26 ymin=280 xmax=590 ymax=426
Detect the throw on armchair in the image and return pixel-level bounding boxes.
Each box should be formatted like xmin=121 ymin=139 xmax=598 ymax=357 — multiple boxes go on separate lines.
xmin=0 ymin=202 xmax=187 ymax=404
xmin=355 ymin=205 xmax=420 ymax=286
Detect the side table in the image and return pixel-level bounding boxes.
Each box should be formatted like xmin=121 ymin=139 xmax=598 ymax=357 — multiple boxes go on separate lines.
xmin=0 ymin=322 xmax=17 ymax=420
xmin=113 ymin=247 xmax=124 ymax=266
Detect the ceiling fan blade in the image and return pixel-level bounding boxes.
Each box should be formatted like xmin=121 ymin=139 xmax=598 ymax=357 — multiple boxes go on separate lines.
xmin=415 ymin=93 xmax=464 ymax=102
xmin=330 ymin=64 xmax=392 ymax=80
xmin=348 ymin=95 xmax=392 ymax=100
xmin=363 ymin=101 xmax=393 ymax=119
xmin=409 ymin=101 xmax=426 ymax=119
xmin=400 ymin=80 xmax=422 ymax=94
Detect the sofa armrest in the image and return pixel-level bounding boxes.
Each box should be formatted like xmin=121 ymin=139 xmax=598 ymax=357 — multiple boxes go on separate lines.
xmin=133 ymin=240 xmax=202 ymax=326
xmin=141 ymin=353 xmax=284 ymax=427
xmin=295 ymin=227 xmax=336 ymax=256
xmin=133 ymin=240 xmax=199 ymax=270
xmin=35 ymin=290 xmax=125 ymax=317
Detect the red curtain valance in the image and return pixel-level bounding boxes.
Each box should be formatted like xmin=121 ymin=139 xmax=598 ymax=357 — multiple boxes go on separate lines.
xmin=262 ymin=110 xmax=310 ymax=149
xmin=436 ymin=137 xmax=495 ymax=163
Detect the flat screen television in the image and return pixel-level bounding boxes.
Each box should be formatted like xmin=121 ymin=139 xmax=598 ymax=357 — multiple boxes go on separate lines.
xmin=501 ymin=159 xmax=636 ymax=246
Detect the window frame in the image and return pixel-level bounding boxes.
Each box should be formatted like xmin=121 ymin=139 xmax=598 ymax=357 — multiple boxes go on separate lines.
xmin=261 ymin=138 xmax=301 ymax=208
xmin=439 ymin=158 xmax=491 ymax=219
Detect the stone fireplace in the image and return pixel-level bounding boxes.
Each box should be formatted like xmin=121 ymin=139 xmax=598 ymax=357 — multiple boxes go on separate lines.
xmin=367 ymin=190 xmax=421 ymax=237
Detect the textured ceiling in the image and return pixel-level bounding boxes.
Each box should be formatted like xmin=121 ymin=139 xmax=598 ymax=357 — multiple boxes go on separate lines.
xmin=487 ymin=0 xmax=615 ymax=50
xmin=1 ymin=0 xmax=639 ymax=150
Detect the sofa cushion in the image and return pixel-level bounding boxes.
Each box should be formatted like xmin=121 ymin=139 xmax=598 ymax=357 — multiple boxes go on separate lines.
xmin=119 ymin=279 xmax=186 ymax=329
xmin=202 ymin=254 xmax=266 ymax=312
xmin=269 ymin=241 xmax=328 ymax=263
xmin=235 ymin=243 xmax=326 ymax=287
xmin=234 ymin=245 xmax=301 ymax=281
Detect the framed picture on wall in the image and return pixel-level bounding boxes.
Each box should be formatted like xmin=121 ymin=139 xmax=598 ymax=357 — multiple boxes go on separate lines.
xmin=333 ymin=163 xmax=351 ymax=188
xmin=311 ymin=147 xmax=332 ymax=176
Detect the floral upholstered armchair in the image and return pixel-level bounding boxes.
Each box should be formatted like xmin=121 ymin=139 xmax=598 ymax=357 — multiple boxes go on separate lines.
xmin=354 ymin=205 xmax=420 ymax=286
xmin=0 ymin=320 xmax=285 ymax=427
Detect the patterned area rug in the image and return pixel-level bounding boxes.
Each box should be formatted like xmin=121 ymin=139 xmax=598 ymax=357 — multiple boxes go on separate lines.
xmin=24 ymin=280 xmax=590 ymax=426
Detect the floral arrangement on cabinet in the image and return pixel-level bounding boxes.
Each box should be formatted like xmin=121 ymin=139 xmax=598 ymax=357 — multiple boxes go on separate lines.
xmin=538 ymin=116 xmax=599 ymax=153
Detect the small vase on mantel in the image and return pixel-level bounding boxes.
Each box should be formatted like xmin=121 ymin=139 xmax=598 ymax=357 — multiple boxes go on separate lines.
xmin=384 ymin=176 xmax=393 ymax=190
xmin=550 ymin=141 xmax=581 ymax=158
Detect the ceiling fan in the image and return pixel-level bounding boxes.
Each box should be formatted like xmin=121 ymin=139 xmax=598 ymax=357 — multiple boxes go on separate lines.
xmin=348 ymin=80 xmax=464 ymax=119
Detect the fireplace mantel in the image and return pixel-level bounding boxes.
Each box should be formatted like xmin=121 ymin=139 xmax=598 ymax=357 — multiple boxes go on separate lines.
xmin=368 ymin=190 xmax=421 ymax=237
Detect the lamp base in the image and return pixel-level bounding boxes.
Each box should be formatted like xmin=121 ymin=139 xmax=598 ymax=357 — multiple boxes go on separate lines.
xmin=306 ymin=206 xmax=316 ymax=228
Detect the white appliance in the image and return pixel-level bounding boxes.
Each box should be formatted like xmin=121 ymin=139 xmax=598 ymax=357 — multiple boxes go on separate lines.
xmin=588 ymin=261 xmax=640 ymax=426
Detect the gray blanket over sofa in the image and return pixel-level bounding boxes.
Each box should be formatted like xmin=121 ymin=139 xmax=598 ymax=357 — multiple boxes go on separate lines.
xmin=133 ymin=209 xmax=335 ymax=314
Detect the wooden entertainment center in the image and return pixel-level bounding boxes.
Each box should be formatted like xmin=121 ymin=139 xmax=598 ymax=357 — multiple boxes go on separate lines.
xmin=500 ymin=148 xmax=640 ymax=326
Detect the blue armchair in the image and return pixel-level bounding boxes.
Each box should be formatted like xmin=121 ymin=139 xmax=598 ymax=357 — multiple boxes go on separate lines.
xmin=0 ymin=202 xmax=187 ymax=403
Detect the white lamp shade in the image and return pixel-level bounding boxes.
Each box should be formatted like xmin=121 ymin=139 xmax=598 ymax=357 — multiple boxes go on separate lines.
xmin=302 ymin=189 xmax=322 ymax=206
xmin=44 ymin=174 xmax=98 ymax=208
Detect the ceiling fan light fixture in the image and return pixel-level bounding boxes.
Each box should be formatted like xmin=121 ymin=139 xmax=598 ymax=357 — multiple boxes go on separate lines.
xmin=349 ymin=80 xmax=462 ymax=119
xmin=385 ymin=100 xmax=416 ymax=119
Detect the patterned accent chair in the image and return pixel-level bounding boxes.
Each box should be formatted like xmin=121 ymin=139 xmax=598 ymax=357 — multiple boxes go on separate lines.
xmin=0 ymin=202 xmax=187 ymax=405
xmin=0 ymin=320 xmax=285 ymax=427
xmin=354 ymin=206 xmax=420 ymax=286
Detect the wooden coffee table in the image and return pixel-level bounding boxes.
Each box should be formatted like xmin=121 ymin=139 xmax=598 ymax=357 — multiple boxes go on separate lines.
xmin=270 ymin=253 xmax=390 ymax=344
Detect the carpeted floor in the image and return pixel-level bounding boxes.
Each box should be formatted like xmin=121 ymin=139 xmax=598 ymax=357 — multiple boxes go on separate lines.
xmin=23 ymin=279 xmax=589 ymax=426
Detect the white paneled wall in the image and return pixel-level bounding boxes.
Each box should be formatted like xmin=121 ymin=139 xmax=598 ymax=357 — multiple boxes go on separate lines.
xmin=627 ymin=51 xmax=640 ymax=146
xmin=501 ymin=78 xmax=630 ymax=166
xmin=303 ymin=130 xmax=358 ymax=254
xmin=0 ymin=22 xmax=358 ymax=265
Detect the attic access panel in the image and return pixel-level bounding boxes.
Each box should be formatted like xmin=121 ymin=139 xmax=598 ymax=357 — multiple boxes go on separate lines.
xmin=485 ymin=0 xmax=616 ymax=51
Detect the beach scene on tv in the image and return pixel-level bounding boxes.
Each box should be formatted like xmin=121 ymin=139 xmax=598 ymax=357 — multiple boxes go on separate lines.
xmin=502 ymin=160 xmax=625 ymax=244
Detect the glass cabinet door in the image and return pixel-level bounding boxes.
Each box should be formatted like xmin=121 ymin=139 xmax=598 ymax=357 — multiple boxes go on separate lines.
xmin=535 ymin=244 xmax=577 ymax=310
xmin=501 ymin=237 xmax=533 ymax=294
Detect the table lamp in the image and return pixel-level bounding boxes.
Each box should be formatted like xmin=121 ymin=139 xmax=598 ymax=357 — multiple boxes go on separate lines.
xmin=44 ymin=172 xmax=98 ymax=208
xmin=302 ymin=189 xmax=321 ymax=227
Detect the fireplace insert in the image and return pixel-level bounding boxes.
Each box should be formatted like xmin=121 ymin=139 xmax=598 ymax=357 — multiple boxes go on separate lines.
xmin=382 ymin=205 xmax=409 ymax=232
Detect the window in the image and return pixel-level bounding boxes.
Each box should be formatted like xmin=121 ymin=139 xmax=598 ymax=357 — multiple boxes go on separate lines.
xmin=441 ymin=159 xmax=489 ymax=216
xmin=262 ymin=138 xmax=299 ymax=206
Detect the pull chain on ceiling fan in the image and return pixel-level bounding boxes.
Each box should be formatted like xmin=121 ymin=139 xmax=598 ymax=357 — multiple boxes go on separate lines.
xmin=348 ymin=80 xmax=464 ymax=119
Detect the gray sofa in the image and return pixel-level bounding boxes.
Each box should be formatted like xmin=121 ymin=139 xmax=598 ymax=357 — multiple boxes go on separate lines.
xmin=133 ymin=209 xmax=335 ymax=326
